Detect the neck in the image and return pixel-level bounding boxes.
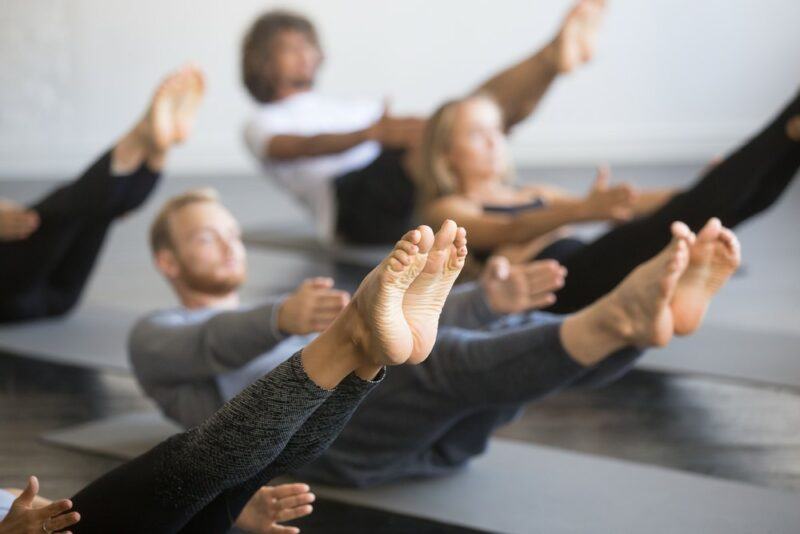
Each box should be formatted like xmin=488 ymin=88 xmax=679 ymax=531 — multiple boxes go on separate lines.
xmin=177 ymin=287 xmax=240 ymax=310
xmin=460 ymin=174 xmax=506 ymax=200
xmin=274 ymin=85 xmax=312 ymax=101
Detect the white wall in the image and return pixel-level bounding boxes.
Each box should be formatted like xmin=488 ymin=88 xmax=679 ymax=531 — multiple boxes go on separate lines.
xmin=1 ymin=0 xmax=799 ymax=178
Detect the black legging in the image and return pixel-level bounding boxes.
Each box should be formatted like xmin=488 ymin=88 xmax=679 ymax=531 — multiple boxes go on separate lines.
xmin=0 ymin=149 xmax=160 ymax=323
xmin=70 ymin=353 xmax=379 ymax=534
xmin=536 ymin=89 xmax=800 ymax=313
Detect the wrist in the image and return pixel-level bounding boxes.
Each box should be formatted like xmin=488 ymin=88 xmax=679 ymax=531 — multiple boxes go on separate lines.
xmin=275 ymin=296 xmax=294 ymax=336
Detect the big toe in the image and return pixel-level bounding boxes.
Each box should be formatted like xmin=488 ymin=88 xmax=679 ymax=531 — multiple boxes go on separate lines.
xmin=697 ymin=217 xmax=722 ymax=242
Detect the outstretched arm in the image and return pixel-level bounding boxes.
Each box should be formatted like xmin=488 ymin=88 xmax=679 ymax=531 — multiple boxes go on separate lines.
xmin=475 ymin=0 xmax=606 ymax=130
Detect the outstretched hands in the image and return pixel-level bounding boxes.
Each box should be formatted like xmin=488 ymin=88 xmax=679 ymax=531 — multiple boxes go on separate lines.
xmin=0 ymin=199 xmax=39 ymax=242
xmin=278 ymin=278 xmax=351 ymax=335
xmin=481 ymin=256 xmax=567 ymax=314
xmin=366 ymin=99 xmax=426 ymax=149
xmin=0 ymin=476 xmax=80 ymax=534
xmin=235 ymin=483 xmax=315 ymax=534
xmin=583 ymin=165 xmax=636 ymax=222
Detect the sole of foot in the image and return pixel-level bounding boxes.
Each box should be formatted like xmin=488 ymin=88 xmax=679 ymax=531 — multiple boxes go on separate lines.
xmin=608 ymin=221 xmax=692 ymax=348
xmin=671 ymin=218 xmax=741 ymax=336
xmin=145 ymin=64 xmax=205 ymax=152
xmin=350 ymin=220 xmax=467 ymax=366
xmin=554 ymin=0 xmax=606 ymax=73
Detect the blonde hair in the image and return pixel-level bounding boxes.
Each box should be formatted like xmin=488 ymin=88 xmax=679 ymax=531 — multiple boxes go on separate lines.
xmin=418 ymin=93 xmax=514 ymax=206
xmin=149 ymin=188 xmax=220 ymax=254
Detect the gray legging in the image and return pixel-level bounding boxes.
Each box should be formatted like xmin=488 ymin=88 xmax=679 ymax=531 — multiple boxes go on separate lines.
xmin=298 ymin=312 xmax=643 ymax=487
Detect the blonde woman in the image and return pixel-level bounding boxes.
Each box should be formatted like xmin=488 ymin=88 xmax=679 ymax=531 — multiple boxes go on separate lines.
xmin=421 ymin=91 xmax=800 ymax=313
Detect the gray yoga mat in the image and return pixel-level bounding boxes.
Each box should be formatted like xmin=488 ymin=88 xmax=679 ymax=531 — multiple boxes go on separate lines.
xmin=309 ymin=439 xmax=800 ymax=534
xmin=41 ymin=410 xmax=180 ymax=460
xmin=40 ymin=417 xmax=800 ymax=533
xmin=243 ymin=225 xmax=391 ymax=268
xmin=0 ymin=303 xmax=134 ymax=372
xmin=641 ymin=323 xmax=800 ymax=387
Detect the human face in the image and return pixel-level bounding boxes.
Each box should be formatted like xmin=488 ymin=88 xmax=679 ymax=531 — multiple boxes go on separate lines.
xmin=268 ymin=29 xmax=322 ymax=96
xmin=166 ymin=202 xmax=247 ymax=295
xmin=445 ymin=97 xmax=509 ymax=186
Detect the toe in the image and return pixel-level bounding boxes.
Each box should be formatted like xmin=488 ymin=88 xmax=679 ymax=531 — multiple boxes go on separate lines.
xmin=416 ymin=225 xmax=435 ymax=253
xmin=697 ymin=217 xmax=722 ymax=241
xmin=432 ymin=220 xmax=457 ymax=251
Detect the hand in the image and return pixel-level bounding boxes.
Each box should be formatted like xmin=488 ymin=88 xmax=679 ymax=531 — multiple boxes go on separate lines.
xmin=0 ymin=199 xmax=39 ymax=242
xmin=366 ymin=100 xmax=426 ymax=149
xmin=0 ymin=476 xmax=80 ymax=534
xmin=481 ymin=256 xmax=567 ymax=314
xmin=278 ymin=278 xmax=350 ymax=335
xmin=583 ymin=165 xmax=636 ymax=222
xmin=235 ymin=483 xmax=315 ymax=534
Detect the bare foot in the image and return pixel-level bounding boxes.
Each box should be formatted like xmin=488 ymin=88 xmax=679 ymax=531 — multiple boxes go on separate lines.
xmin=349 ymin=220 xmax=467 ymax=366
xmin=787 ymin=115 xmax=800 ymax=142
xmin=141 ymin=64 xmax=205 ymax=152
xmin=671 ymin=218 xmax=741 ymax=336
xmin=604 ymin=222 xmax=692 ymax=347
xmin=0 ymin=199 xmax=39 ymax=242
xmin=551 ymin=0 xmax=606 ymax=74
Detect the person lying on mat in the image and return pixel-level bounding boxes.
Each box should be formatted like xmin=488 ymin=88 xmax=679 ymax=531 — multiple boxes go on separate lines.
xmin=418 ymin=90 xmax=800 ymax=312
xmin=241 ymin=1 xmax=606 ymax=243
xmin=129 ymin=189 xmax=739 ymax=488
xmin=6 ymin=221 xmax=468 ymax=534
xmin=0 ymin=64 xmax=204 ymax=323
xmin=0 ymin=479 xmax=315 ymax=534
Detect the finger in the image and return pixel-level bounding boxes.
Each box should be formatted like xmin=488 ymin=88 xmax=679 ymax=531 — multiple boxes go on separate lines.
xmin=270 ymin=483 xmax=311 ymax=499
xmin=276 ymin=504 xmax=314 ymax=523
xmin=528 ymin=272 xmax=565 ymax=293
xmin=278 ymin=493 xmax=316 ymax=509
xmin=15 ymin=475 xmax=39 ymax=507
xmin=309 ymin=277 xmax=334 ymax=289
xmin=45 ymin=511 xmax=81 ymax=531
xmin=317 ymin=292 xmax=350 ymax=307
xmin=528 ymin=292 xmax=557 ymax=309
xmin=268 ymin=525 xmax=300 ymax=534
xmin=37 ymin=499 xmax=73 ymax=518
xmin=524 ymin=259 xmax=561 ymax=276
xmin=593 ymin=165 xmax=609 ymax=190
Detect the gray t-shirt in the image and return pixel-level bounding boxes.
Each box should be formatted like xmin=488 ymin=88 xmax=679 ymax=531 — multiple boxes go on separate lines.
xmin=129 ymin=284 xmax=499 ymax=429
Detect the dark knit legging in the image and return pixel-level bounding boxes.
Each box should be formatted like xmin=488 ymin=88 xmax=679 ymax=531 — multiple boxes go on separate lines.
xmin=0 ymin=149 xmax=160 ymax=322
xmin=70 ymin=352 xmax=381 ymax=533
xmin=537 ymin=89 xmax=800 ymax=313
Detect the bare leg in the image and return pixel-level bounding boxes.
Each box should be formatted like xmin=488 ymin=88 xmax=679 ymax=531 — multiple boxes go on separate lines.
xmin=114 ymin=64 xmax=205 ymax=174
xmin=476 ymin=0 xmax=606 ymax=129
xmin=560 ymin=221 xmax=693 ymax=364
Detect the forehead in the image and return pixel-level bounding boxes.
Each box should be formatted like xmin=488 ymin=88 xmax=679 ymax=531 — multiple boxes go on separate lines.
xmin=169 ymin=201 xmax=238 ymax=235
xmin=272 ymin=28 xmax=316 ymax=48
xmin=454 ymin=98 xmax=502 ymax=127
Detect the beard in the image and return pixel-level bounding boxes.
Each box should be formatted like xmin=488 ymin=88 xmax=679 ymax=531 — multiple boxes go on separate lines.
xmin=180 ymin=265 xmax=246 ymax=296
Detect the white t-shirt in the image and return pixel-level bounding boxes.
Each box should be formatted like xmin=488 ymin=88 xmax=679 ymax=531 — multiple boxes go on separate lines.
xmin=244 ymin=92 xmax=383 ymax=240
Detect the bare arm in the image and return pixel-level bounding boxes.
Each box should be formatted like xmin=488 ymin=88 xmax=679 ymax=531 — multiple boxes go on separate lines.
xmin=426 ymin=196 xmax=591 ymax=252
xmin=267 ymin=129 xmax=372 ymax=160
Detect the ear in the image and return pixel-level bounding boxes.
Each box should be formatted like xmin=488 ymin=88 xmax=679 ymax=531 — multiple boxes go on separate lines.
xmin=155 ymin=248 xmax=181 ymax=281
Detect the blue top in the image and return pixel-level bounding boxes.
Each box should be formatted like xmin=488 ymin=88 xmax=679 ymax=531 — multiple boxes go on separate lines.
xmin=0 ymin=489 xmax=14 ymax=520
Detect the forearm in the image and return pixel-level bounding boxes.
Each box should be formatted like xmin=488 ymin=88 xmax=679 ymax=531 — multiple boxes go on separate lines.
xmin=474 ymin=42 xmax=559 ymax=130
xmin=268 ymin=129 xmax=371 ymax=160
